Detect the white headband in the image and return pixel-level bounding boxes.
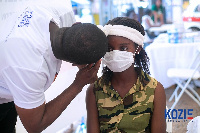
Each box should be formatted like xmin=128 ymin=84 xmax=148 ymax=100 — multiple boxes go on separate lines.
xmin=97 ymin=25 xmax=144 ymax=47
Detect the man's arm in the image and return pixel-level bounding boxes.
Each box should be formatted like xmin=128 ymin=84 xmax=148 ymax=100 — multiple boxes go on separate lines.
xmin=16 ymin=60 xmax=101 ymax=133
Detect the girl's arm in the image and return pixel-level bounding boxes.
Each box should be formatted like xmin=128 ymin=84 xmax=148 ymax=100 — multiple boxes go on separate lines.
xmin=86 ymin=84 xmax=100 ymax=133
xmin=145 ymin=17 xmax=161 ymax=28
xmin=159 ymin=13 xmax=164 ymax=24
xmin=153 ymin=11 xmax=158 ymax=24
xmin=151 ymin=82 xmax=166 ymax=133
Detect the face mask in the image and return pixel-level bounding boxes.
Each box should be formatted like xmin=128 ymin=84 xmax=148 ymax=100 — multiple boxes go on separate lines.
xmin=102 ymin=50 xmax=135 ymax=72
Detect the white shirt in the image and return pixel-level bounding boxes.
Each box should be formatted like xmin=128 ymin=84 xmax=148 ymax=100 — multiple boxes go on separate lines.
xmin=142 ymin=15 xmax=154 ymax=30
xmin=0 ymin=5 xmax=75 ymax=109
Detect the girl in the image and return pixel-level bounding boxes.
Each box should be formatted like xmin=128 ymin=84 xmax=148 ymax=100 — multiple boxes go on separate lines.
xmin=86 ymin=17 xmax=166 ymax=133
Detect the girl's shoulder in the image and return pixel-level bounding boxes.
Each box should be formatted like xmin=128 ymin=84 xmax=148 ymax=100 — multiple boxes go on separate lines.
xmin=141 ymin=71 xmax=165 ymax=100
xmin=141 ymin=71 xmax=158 ymax=90
xmin=93 ymin=76 xmax=106 ymax=92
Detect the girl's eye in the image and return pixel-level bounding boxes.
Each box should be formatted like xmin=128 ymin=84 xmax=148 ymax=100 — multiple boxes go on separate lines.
xmin=120 ymin=46 xmax=128 ymax=51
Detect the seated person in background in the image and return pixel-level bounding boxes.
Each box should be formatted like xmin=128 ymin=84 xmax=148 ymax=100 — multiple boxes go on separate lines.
xmin=152 ymin=0 xmax=164 ymax=25
xmin=126 ymin=8 xmax=138 ymax=21
xmin=142 ymin=8 xmax=161 ymax=39
xmin=86 ymin=17 xmax=166 ymax=133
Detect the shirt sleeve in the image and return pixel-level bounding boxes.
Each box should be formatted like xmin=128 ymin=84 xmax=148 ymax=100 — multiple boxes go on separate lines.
xmin=2 ymin=66 xmax=47 ymax=109
xmin=152 ymin=5 xmax=157 ymax=11
xmin=59 ymin=10 xmax=76 ymax=28
xmin=46 ymin=4 xmax=76 ymax=28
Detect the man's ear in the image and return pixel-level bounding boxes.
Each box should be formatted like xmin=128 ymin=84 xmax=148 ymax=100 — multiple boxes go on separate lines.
xmin=52 ymin=27 xmax=69 ymax=60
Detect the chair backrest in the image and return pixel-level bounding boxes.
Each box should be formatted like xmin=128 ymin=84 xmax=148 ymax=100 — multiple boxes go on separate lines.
xmin=188 ymin=47 xmax=200 ymax=69
xmin=187 ymin=47 xmax=200 ymax=81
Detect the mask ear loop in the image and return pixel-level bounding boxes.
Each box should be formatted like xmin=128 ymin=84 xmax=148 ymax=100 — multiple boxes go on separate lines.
xmin=134 ymin=45 xmax=140 ymax=55
xmin=133 ymin=45 xmax=140 ymax=67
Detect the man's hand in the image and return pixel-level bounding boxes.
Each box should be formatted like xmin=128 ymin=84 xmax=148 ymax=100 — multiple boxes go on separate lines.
xmin=72 ymin=59 xmax=101 ymax=90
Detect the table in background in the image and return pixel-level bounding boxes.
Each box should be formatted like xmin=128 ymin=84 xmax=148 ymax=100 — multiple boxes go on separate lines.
xmin=145 ymin=42 xmax=200 ymax=88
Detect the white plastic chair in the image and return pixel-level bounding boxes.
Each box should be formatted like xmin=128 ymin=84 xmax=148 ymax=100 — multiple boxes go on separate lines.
xmin=167 ymin=47 xmax=200 ymax=110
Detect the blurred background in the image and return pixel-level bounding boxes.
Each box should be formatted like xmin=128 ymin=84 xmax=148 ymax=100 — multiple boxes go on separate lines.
xmin=0 ymin=0 xmax=196 ymax=26
xmin=1 ymin=0 xmax=200 ymax=133
xmin=71 ymin=0 xmax=185 ymax=25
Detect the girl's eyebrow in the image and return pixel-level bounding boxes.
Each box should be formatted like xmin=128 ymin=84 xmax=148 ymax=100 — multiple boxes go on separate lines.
xmin=108 ymin=43 xmax=130 ymax=46
xmin=120 ymin=43 xmax=130 ymax=45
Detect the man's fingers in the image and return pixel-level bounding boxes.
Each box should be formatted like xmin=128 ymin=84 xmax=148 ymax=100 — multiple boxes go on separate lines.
xmin=84 ymin=59 xmax=101 ymax=71
xmin=75 ymin=60 xmax=102 ymax=85
xmin=91 ymin=59 xmax=101 ymax=70
xmin=94 ymin=59 xmax=101 ymax=69
xmin=87 ymin=64 xmax=94 ymax=70
xmin=73 ymin=59 xmax=102 ymax=71
xmin=88 ymin=59 xmax=101 ymax=73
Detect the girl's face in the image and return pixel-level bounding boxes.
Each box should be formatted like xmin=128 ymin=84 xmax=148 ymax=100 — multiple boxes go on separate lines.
xmin=107 ymin=35 xmax=136 ymax=53
xmin=156 ymin=0 xmax=161 ymax=7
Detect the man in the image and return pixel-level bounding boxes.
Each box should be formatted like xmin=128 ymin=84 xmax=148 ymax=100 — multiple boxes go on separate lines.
xmin=142 ymin=9 xmax=161 ymax=40
xmin=0 ymin=2 xmax=107 ymax=133
xmin=126 ymin=9 xmax=138 ymax=21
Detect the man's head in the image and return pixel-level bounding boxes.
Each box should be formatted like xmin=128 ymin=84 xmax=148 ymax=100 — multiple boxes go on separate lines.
xmin=156 ymin=0 xmax=162 ymax=7
xmin=144 ymin=9 xmax=152 ymax=16
xmin=52 ymin=23 xmax=108 ymax=64
xmin=126 ymin=9 xmax=138 ymax=21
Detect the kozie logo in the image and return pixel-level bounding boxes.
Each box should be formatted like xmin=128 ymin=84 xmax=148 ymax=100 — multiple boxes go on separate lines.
xmin=165 ymin=109 xmax=193 ymax=122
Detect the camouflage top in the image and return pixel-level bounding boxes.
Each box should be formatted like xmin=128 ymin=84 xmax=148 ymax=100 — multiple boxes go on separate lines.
xmin=93 ymin=71 xmax=157 ymax=133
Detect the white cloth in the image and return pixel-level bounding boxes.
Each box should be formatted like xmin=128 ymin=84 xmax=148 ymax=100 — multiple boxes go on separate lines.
xmin=97 ymin=25 xmax=144 ymax=47
xmin=0 ymin=5 xmax=75 ymax=109
xmin=142 ymin=15 xmax=154 ymax=30
xmin=145 ymin=42 xmax=200 ymax=88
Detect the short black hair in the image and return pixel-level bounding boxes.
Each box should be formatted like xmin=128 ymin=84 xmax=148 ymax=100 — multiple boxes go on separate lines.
xmin=126 ymin=9 xmax=136 ymax=17
xmin=53 ymin=23 xmax=108 ymax=64
xmin=102 ymin=17 xmax=150 ymax=86
xmin=144 ymin=9 xmax=152 ymax=16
